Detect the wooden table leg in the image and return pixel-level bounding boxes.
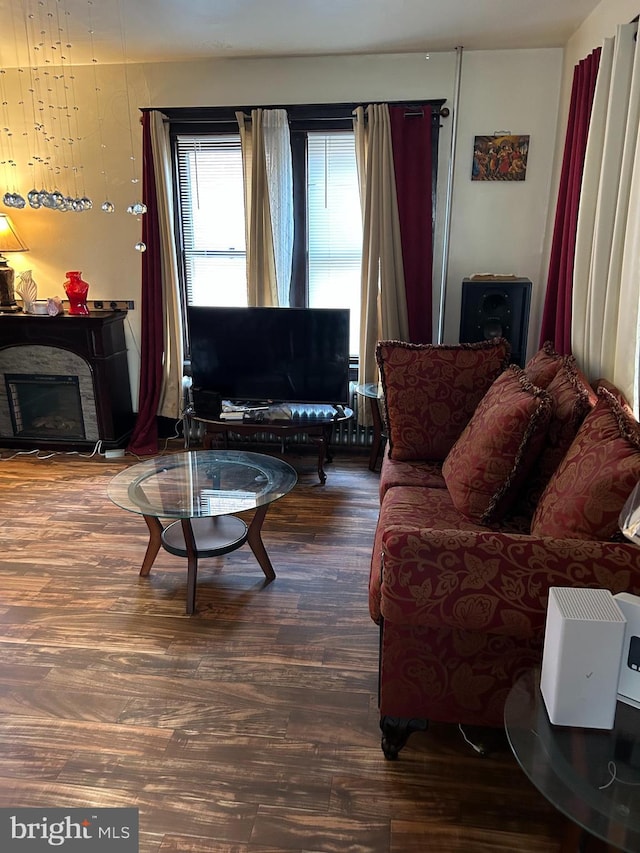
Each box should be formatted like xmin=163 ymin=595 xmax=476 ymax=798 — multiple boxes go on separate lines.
xmin=246 ymin=504 xmax=276 ymax=581
xmin=313 ymin=422 xmax=337 ymax=484
xmin=323 ymin=422 xmax=335 ymax=463
xmin=140 ymin=515 xmax=163 ymax=576
xmin=317 ymin=436 xmax=327 ymax=485
xmin=180 ymin=518 xmax=199 ymax=615
xmin=368 ymin=396 xmax=384 ymax=471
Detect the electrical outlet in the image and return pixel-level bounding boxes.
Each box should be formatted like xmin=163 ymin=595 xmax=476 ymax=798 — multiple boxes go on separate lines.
xmin=89 ymin=300 xmax=134 ymax=311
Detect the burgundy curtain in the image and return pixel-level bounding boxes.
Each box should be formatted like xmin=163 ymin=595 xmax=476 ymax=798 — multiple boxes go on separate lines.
xmin=539 ymin=49 xmax=601 ymax=353
xmin=127 ymin=111 xmax=164 ymax=455
xmin=389 ymin=105 xmax=433 ymax=344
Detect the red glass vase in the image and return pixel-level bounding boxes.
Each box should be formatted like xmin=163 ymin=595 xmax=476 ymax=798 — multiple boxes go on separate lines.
xmin=64 ymin=270 xmax=90 ymax=315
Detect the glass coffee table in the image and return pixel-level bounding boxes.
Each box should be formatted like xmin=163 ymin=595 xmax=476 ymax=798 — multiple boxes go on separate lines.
xmin=505 ymin=668 xmax=640 ymax=851
xmin=107 ymin=450 xmax=297 ymax=615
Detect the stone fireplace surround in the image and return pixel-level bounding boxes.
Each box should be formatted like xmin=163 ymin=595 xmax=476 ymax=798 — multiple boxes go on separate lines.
xmin=0 ymin=311 xmax=133 ymax=450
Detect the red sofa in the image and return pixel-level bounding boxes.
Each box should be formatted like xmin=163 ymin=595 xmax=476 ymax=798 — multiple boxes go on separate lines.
xmin=369 ymin=339 xmax=640 ymax=759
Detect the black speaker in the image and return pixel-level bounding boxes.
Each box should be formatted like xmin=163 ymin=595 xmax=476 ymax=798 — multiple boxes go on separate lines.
xmin=459 ymin=278 xmax=532 ymax=367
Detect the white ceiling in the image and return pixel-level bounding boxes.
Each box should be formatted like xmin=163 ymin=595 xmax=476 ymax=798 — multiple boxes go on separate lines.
xmin=0 ymin=0 xmax=602 ymax=66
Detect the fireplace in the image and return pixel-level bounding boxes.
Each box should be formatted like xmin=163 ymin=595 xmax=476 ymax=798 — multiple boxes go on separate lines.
xmin=0 ymin=312 xmax=133 ymax=450
xmin=6 ymin=374 xmax=86 ymax=441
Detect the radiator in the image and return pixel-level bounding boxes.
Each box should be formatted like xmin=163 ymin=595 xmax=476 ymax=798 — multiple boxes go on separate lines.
xmin=333 ymin=382 xmax=372 ymax=447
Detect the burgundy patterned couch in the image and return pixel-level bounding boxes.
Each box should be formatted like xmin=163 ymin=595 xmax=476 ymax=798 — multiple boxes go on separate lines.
xmin=369 ymin=339 xmax=640 ymax=759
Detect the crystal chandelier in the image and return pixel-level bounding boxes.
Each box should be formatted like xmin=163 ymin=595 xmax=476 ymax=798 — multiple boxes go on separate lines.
xmin=0 ymin=0 xmax=146 ymax=249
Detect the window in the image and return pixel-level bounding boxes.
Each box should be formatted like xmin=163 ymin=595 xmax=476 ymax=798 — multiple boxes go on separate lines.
xmin=307 ymin=132 xmax=362 ymax=354
xmin=175 ymin=135 xmax=246 ymax=307
xmin=168 ymin=101 xmax=444 ymax=358
xmin=176 ymin=125 xmax=362 ymax=353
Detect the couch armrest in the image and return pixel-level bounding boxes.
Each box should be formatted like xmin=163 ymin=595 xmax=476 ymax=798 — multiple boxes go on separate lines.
xmin=379 ymin=526 xmax=640 ymax=637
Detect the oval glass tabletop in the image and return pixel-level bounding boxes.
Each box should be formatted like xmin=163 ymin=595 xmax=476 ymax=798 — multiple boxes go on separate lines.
xmin=505 ymin=668 xmax=640 ymax=852
xmin=107 ymin=449 xmax=297 ymax=519
xmin=355 ymin=382 xmax=383 ymax=399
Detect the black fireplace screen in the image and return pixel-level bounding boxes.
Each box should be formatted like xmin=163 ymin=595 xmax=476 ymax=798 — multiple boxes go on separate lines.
xmin=6 ymin=373 xmax=86 ymax=440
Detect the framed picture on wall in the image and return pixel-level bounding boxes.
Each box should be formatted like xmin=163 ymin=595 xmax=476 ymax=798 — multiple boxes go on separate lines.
xmin=472 ymin=134 xmax=530 ymax=181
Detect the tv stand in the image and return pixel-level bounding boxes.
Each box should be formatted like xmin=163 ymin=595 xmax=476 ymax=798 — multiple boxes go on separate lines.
xmin=187 ymin=403 xmax=353 ymax=484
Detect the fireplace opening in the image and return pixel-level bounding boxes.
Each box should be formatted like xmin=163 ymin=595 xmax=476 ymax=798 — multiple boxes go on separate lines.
xmin=6 ymin=373 xmax=86 ymax=441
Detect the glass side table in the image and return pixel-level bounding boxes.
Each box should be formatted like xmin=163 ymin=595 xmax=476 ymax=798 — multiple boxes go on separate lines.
xmin=505 ymin=668 xmax=640 ymax=852
xmin=108 ymin=450 xmax=297 ymax=614
xmin=355 ymin=383 xmax=385 ymax=471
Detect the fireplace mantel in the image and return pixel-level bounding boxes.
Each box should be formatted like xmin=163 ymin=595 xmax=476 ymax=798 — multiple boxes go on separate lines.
xmin=0 ymin=311 xmax=134 ymax=450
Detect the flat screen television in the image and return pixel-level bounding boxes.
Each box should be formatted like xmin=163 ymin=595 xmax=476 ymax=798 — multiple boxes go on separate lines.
xmin=187 ymin=306 xmax=351 ymax=405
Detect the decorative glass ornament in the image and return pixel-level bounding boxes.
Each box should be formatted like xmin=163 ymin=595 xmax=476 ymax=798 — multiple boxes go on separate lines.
xmin=16 ymin=269 xmax=37 ymax=313
xmin=127 ymin=201 xmax=147 ymax=216
xmin=63 ymin=270 xmax=90 ymax=315
xmin=101 ymin=200 xmax=115 ymax=213
xmin=134 ymin=241 xmax=146 ymax=252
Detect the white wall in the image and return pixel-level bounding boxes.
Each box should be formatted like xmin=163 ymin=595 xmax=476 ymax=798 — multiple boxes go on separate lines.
xmin=443 ymin=48 xmax=563 ymax=355
xmin=565 ymin=0 xmax=638 ymax=68
xmin=2 ymin=47 xmax=565 ymax=405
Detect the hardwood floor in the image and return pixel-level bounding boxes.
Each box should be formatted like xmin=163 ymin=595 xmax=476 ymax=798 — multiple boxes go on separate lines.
xmin=0 ymin=442 xmax=566 ymax=852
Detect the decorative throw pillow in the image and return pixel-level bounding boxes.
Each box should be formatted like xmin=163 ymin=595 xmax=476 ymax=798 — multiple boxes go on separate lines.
xmin=593 ymin=378 xmax=635 ymax=416
xmin=442 ymin=366 xmax=552 ymax=524
xmin=376 ymin=338 xmax=511 ymax=462
xmin=510 ymin=356 xmax=597 ymax=521
xmin=524 ymin=341 xmax=563 ymax=388
xmin=531 ymin=386 xmax=640 ymax=540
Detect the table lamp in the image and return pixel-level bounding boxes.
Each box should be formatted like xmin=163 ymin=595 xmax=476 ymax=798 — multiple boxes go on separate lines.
xmin=0 ymin=213 xmax=28 ymax=312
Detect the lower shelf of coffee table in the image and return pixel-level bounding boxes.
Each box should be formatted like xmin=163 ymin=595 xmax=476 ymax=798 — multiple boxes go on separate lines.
xmin=161 ymin=516 xmax=249 ymax=558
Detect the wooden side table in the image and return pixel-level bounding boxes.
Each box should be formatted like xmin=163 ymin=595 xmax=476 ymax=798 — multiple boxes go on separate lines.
xmin=190 ymin=406 xmax=353 ymax=485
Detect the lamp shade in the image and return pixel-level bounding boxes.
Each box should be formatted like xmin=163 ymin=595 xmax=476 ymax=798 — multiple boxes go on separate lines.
xmin=0 ymin=214 xmax=28 ymax=255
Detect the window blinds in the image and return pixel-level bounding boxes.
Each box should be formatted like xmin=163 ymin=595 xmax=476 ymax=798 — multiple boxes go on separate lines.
xmin=307 ymin=131 xmax=362 ymax=353
xmin=175 ymin=134 xmax=247 ymax=306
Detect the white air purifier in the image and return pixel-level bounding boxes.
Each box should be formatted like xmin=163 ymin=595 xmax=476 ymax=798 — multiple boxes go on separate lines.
xmin=540 ymin=587 xmax=626 ymax=729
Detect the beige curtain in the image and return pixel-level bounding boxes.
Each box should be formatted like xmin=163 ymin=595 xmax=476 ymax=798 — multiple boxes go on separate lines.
xmin=149 ymin=110 xmax=184 ymax=419
xmin=353 ymin=104 xmax=409 ymax=422
xmin=572 ymin=22 xmax=640 ymax=411
xmin=236 ymin=109 xmax=285 ymax=306
xmin=262 ymin=109 xmax=294 ymax=307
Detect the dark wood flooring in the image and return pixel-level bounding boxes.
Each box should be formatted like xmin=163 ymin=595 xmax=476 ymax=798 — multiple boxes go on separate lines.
xmin=0 ymin=442 xmax=567 ymax=852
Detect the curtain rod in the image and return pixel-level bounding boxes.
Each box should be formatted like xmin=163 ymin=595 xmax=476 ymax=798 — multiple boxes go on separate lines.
xmin=404 ymin=108 xmax=450 ymax=118
xmin=170 ymin=108 xmax=449 ymax=124
xmin=152 ymin=99 xmax=449 ymax=124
